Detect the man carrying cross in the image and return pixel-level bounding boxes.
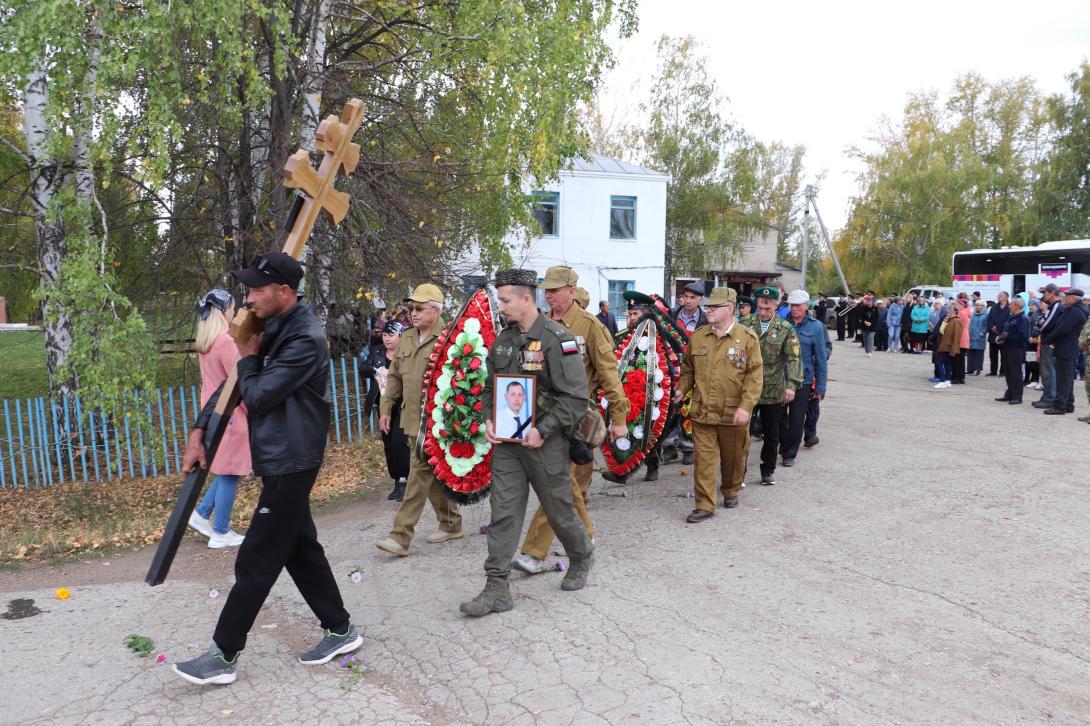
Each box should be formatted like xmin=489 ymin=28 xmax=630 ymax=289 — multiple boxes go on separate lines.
xmin=173 ymin=252 xmax=361 ymax=686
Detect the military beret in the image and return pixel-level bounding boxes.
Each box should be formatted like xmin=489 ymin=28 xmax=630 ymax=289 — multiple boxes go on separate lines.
xmin=737 ymin=295 xmax=753 ymax=307
xmin=622 ymin=290 xmax=654 ymax=310
xmin=493 ymin=268 xmax=538 ymax=288
xmin=752 ymin=286 xmax=779 ymax=301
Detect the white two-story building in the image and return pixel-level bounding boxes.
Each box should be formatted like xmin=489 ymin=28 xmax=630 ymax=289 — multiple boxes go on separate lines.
xmin=458 ymin=152 xmax=669 ymax=316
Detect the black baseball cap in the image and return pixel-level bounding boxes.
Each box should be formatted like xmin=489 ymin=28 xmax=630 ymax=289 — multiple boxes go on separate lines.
xmin=231 ymin=251 xmax=304 ymax=289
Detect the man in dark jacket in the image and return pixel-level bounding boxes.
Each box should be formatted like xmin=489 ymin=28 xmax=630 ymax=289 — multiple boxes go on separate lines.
xmin=1031 ymin=284 xmax=1064 ymax=409
xmin=596 ymin=300 xmax=618 ymax=333
xmin=986 ymin=291 xmax=1011 ymax=376
xmin=174 ymin=252 xmax=361 ymax=686
xmin=1042 ymin=288 xmax=1089 ymax=415
xmin=996 ymin=297 xmax=1030 ymax=404
xmin=672 ymin=281 xmax=709 ymax=336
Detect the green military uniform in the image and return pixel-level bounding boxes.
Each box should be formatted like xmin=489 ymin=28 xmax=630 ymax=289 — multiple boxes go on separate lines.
xmin=739 ymin=288 xmax=803 ymax=485
xmin=518 ymin=268 xmax=630 ymax=562
xmin=482 ymin=305 xmax=594 ymax=581
xmin=677 ymin=288 xmax=763 ymax=517
xmin=379 ymin=292 xmax=461 ymax=551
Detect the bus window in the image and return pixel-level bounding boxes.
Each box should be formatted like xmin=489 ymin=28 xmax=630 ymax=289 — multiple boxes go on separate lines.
xmin=1013 ymin=275 xmax=1025 ymax=296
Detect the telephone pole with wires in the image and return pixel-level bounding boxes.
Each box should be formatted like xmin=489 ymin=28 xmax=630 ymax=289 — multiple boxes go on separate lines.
xmin=800 ymin=184 xmax=851 ymax=296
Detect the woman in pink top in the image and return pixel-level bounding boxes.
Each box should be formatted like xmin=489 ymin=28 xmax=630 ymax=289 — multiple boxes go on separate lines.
xmin=187 ymin=289 xmax=252 ymax=549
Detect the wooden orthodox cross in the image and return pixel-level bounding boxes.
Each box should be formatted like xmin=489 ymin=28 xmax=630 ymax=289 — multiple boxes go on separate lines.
xmin=146 ymin=99 xmax=365 ymax=586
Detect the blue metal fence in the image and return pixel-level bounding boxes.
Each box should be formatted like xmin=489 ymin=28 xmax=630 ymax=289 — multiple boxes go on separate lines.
xmin=0 ymin=357 xmax=376 ymax=489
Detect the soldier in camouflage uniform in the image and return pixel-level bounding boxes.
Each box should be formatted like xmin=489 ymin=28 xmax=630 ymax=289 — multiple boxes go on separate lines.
xmin=739 ymin=287 xmax=803 ymax=485
xmin=1079 ymin=314 xmax=1090 ymax=423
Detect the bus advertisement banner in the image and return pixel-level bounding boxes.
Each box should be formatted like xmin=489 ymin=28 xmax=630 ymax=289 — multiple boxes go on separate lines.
xmin=953 ymin=274 xmax=1003 ymax=300
xmin=1038 ymin=263 xmax=1072 ymax=288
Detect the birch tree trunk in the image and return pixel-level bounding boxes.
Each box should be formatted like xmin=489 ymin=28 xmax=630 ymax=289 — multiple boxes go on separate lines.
xmin=23 ymin=63 xmax=76 ymax=397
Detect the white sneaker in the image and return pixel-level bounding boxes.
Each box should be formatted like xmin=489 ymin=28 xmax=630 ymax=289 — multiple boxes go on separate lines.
xmin=933 ymin=381 xmax=952 ymax=389
xmin=188 ymin=512 xmax=213 ymax=538
xmin=512 ymin=554 xmax=547 ymax=575
xmin=208 ymin=530 xmax=245 ymax=549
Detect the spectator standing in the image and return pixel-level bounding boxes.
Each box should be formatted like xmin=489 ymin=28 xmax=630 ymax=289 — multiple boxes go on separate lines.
xmin=996 ymin=297 xmax=1029 ymax=404
xmin=1041 ymin=288 xmax=1089 ymax=415
xmin=361 ymin=320 xmax=410 ymax=501
xmin=986 ymin=292 xmax=1011 ymax=376
xmin=875 ymin=298 xmax=889 ymax=351
xmin=910 ymin=300 xmax=930 ymax=353
xmin=672 ymin=281 xmax=709 ymax=336
xmin=859 ymin=296 xmax=879 ymax=356
xmin=967 ymin=300 xmax=989 ymax=375
xmin=814 ymin=294 xmax=829 ymax=329
xmin=596 ymin=300 xmax=618 ymax=333
xmin=1032 ymin=285 xmax=1063 ymax=409
xmin=187 ymin=289 xmax=250 ymax=549
xmin=1025 ymin=302 xmax=1044 ymax=386
xmin=934 ymin=304 xmax=964 ymax=389
xmin=1079 ymin=316 xmax=1090 ymax=422
xmin=887 ymin=296 xmax=904 ymax=353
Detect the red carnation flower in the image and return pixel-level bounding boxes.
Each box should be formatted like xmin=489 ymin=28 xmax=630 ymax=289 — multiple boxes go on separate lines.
xmin=470 ymin=383 xmax=483 ymax=395
xmin=455 ymin=394 xmax=466 ymax=405
xmin=469 ymin=357 xmax=482 ymax=371
xmin=462 ymin=343 xmax=473 ymax=355
xmin=470 ymin=422 xmax=480 ymax=434
xmin=472 ymin=400 xmax=483 ymax=411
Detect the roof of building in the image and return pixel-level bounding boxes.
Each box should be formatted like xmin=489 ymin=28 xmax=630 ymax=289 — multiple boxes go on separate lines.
xmin=569 ymin=152 xmax=669 ymax=179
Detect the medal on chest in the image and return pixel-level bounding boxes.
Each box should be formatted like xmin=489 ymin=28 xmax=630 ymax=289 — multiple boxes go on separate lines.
xmin=728 ymin=339 xmax=748 ymax=369
xmin=520 ymin=340 xmax=544 ymax=371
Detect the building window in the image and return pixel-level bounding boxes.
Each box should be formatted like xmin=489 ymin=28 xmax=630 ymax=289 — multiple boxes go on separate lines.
xmin=609 ymin=195 xmax=637 ymax=239
xmin=536 ymin=278 xmax=547 ymax=310
xmin=532 ymin=192 xmax=559 ymax=236
xmin=608 ymin=280 xmax=634 ymax=314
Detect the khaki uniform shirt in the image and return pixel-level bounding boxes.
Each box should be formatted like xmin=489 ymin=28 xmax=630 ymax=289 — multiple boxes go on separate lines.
xmin=483 ymin=313 xmax=589 ymax=440
xmin=554 ymin=306 xmax=630 ymax=427
xmin=379 ymin=317 xmax=445 ymax=437
xmin=739 ymin=313 xmax=803 ymax=404
xmin=678 ymin=321 xmax=763 ymax=424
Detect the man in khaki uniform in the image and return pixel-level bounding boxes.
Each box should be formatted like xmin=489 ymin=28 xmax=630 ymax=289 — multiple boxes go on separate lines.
xmin=375 ymin=283 xmax=462 ymax=556
xmin=460 ymin=269 xmax=595 ymax=617
xmin=674 ymin=287 xmax=763 ymax=523
xmin=513 ymin=266 xmax=629 ymax=574
xmin=738 ymin=286 xmax=802 ymax=486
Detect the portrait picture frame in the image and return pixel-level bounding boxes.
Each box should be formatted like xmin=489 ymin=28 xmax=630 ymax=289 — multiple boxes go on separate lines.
xmin=493 ymin=374 xmax=536 ymax=442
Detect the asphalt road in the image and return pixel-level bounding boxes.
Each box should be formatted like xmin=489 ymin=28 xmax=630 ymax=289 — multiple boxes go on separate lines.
xmin=2 ymin=340 xmax=1088 ymax=725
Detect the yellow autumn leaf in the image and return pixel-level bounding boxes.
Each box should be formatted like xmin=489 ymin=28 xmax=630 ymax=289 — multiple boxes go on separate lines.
xmin=101 ymin=179 xmax=110 ymax=190
xmin=433 ymin=153 xmax=441 ymax=162
xmin=56 ymin=587 xmax=71 ymax=600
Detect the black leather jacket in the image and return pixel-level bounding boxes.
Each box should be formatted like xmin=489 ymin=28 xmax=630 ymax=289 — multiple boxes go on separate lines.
xmin=197 ymin=302 xmax=330 ymax=476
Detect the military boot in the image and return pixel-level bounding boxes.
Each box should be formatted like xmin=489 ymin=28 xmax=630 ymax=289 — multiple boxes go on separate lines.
xmin=460 ymin=577 xmax=513 ymax=617
xmin=561 ymin=556 xmax=594 ymax=591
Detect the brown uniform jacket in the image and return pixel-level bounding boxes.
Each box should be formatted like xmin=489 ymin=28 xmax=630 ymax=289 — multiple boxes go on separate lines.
xmin=937 ymin=317 xmax=963 ymax=356
xmin=553 ymin=305 xmax=630 ymax=427
xmin=678 ymin=321 xmax=763 ymax=424
xmin=379 ymin=317 xmax=445 ymax=437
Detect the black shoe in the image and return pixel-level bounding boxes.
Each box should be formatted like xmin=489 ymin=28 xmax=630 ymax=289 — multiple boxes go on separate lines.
xmin=661 ymin=448 xmax=679 ymax=464
xmin=723 ymin=496 xmax=739 ymax=508
xmin=643 ymin=467 xmax=659 ymax=482
xmin=760 ymin=473 xmax=775 ymax=486
xmin=1008 ymin=400 xmax=1022 ymax=405
xmin=781 ymin=457 xmax=795 ymax=467
xmin=686 ymin=509 xmax=714 ymax=523
xmin=387 ymin=480 xmax=404 ymax=500
xmin=952 ymin=380 xmax=965 ymax=384
xmin=752 ymin=432 xmax=763 ymax=440
xmin=601 ymin=471 xmax=627 ymax=485
xmin=995 ymin=396 xmax=1010 ymax=402
xmin=1043 ymin=408 xmax=1067 ymax=415
xmin=803 ymin=436 xmax=819 ymax=448
xmin=1031 ymin=400 xmax=1053 ymax=409
xmin=986 ymin=373 xmax=998 ymax=377
xmin=391 ymin=481 xmax=406 ymax=501
xmin=681 ymin=452 xmax=693 ymax=465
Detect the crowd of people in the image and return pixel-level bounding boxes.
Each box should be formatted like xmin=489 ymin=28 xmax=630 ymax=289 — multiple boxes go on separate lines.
xmin=831 ymin=286 xmax=1090 ymax=418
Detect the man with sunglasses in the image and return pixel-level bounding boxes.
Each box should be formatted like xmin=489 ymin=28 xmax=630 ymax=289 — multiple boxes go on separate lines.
xmin=375 ymin=283 xmax=463 ymax=557
xmin=173 ymin=251 xmax=361 ymax=686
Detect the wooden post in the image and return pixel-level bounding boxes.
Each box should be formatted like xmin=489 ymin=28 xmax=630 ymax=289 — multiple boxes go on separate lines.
xmin=146 ymin=99 xmax=365 ymax=586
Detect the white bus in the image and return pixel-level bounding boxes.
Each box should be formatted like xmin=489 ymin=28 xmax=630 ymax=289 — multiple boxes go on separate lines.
xmin=951 ymin=239 xmax=1090 ymax=303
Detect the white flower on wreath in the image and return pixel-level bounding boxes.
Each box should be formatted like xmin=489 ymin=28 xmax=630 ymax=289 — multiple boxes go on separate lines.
xmin=653 ymin=369 xmax=664 ymax=384
xmin=650 ymin=408 xmax=660 ymax=421
xmin=653 ymin=387 xmax=664 ymax=402
xmin=600 ymin=397 xmax=609 ymax=409
xmin=464 ymin=317 xmax=481 ymax=335
xmin=615 ymin=437 xmax=631 ymax=451
xmin=637 ymin=336 xmax=650 ymax=351
xmin=632 ymin=425 xmax=644 ymax=440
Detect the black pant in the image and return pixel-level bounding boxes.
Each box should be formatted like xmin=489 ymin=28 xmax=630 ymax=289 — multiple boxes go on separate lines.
xmin=214 ymin=468 xmax=350 ymax=657
xmin=1053 ymin=357 xmax=1076 ymax=411
xmin=1002 ymin=346 xmax=1026 ymax=402
xmin=951 ymin=352 xmax=965 ymax=383
xmin=836 ymin=316 xmax=846 ymax=341
xmin=779 ymin=388 xmax=808 ymax=460
xmin=967 ymin=348 xmax=985 ymax=373
xmin=754 ymin=403 xmax=785 ymax=476
xmin=382 ymin=406 xmax=410 ymax=480
xmin=989 ymin=338 xmax=1002 ymax=375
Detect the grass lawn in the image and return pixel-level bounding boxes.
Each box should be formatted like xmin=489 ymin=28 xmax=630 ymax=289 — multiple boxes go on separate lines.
xmin=0 ymin=438 xmax=385 ymax=564
xmin=0 ymin=330 xmax=199 ymax=401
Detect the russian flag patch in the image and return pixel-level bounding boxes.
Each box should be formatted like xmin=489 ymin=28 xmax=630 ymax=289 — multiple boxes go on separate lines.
xmin=560 ymin=339 xmax=579 ymax=356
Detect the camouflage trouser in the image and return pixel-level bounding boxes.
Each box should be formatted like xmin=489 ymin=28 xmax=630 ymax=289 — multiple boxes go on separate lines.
xmin=1085 ymin=375 xmax=1090 ymax=405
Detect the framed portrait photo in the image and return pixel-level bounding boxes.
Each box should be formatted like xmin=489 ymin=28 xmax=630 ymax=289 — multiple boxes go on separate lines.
xmin=493 ymin=374 xmax=535 ymax=442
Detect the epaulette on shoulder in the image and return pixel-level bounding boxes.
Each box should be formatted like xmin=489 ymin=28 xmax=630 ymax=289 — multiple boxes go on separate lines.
xmin=545 ymin=318 xmax=574 ymax=339
xmin=738 ymin=324 xmax=759 ymax=339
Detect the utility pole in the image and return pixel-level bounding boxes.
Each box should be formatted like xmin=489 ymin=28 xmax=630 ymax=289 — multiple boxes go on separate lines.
xmin=803 ymin=185 xmax=851 ymax=296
